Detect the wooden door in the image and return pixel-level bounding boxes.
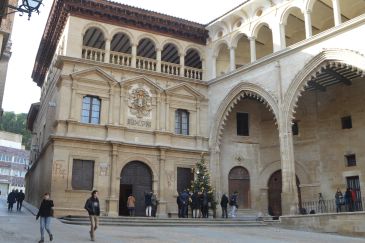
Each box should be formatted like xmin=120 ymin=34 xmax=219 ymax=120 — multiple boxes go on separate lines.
xmin=268 ymin=170 xmax=301 ymax=216
xmin=228 ymin=167 xmax=250 ymax=208
xmin=268 ymin=170 xmax=282 ymax=217
xmin=177 ymin=167 xmax=193 ymax=193
xmin=120 ymin=161 xmax=152 ymax=216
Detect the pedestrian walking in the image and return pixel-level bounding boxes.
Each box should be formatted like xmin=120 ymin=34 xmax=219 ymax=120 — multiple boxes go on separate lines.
xmin=17 ymin=189 xmax=25 ymax=211
xmin=220 ymin=193 xmax=229 ymax=218
xmin=36 ymin=193 xmax=54 ymax=243
xmin=335 ymin=188 xmax=343 ymax=213
xmin=151 ymin=193 xmax=158 ymax=217
xmin=84 ymin=190 xmax=100 ymax=241
xmin=145 ymin=191 xmax=153 ymax=217
xmin=127 ymin=194 xmax=136 ymax=216
xmin=229 ymin=192 xmax=238 ymax=218
xmin=7 ymin=190 xmax=16 ymax=211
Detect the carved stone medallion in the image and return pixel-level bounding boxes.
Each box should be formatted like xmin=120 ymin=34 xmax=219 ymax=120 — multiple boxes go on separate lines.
xmin=128 ymin=87 xmax=152 ymax=118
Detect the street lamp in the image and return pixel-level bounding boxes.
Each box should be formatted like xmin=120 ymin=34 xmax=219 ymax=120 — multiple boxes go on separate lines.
xmin=1 ymin=0 xmax=43 ymax=20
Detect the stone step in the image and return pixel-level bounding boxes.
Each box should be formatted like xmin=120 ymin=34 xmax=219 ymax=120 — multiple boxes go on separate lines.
xmin=59 ymin=215 xmax=268 ymax=227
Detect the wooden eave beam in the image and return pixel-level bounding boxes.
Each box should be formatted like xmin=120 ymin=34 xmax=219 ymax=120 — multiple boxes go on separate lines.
xmin=324 ymin=69 xmax=352 ymax=86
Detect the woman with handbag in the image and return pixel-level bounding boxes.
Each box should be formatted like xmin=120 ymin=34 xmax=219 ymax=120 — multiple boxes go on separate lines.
xmin=36 ymin=192 xmax=54 ymax=243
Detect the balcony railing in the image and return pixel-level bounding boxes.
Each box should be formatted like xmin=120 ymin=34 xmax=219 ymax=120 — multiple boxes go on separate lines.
xmin=81 ymin=46 xmax=203 ymax=81
xmin=82 ymin=46 xmax=105 ymax=62
xmin=109 ymin=51 xmax=132 ymax=67
xmin=161 ymin=61 xmax=180 ymax=76
xmin=136 ymin=56 xmax=157 ymax=71
xmin=185 ymin=66 xmax=203 ymax=80
xmin=301 ymin=197 xmax=364 ymax=214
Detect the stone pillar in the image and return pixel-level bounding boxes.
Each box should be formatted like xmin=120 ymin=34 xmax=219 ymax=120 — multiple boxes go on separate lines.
xmin=108 ymin=88 xmax=113 ymax=124
xmin=165 ymin=98 xmax=170 ymax=131
xmin=105 ymin=38 xmax=111 ymax=63
xmin=332 ymin=0 xmax=342 ymax=26
xmin=131 ymin=44 xmax=137 ymax=68
xmin=69 ymin=83 xmax=77 ymax=120
xmin=119 ymin=87 xmax=125 ymax=126
xmin=211 ymin=56 xmax=217 ymax=79
xmin=156 ymin=48 xmax=162 ymax=72
xmin=272 ymin=23 xmax=286 ymax=52
xmin=304 ymin=10 xmax=313 ymax=38
xmin=156 ymin=94 xmax=161 ymax=131
xmin=276 ymin=62 xmax=298 ymax=215
xmin=201 ymin=59 xmax=206 ymax=81
xmin=157 ymin=148 xmax=168 ymax=217
xmin=229 ymin=47 xmax=236 ymax=71
xmin=196 ymin=102 xmax=201 ymax=136
xmin=249 ymin=37 xmax=256 ymax=62
xmin=106 ymin=144 xmax=119 ymax=216
xmin=180 ymin=53 xmax=185 ymax=77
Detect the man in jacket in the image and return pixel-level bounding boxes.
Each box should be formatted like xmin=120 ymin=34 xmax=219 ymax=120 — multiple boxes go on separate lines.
xmin=17 ymin=190 xmax=25 ymax=211
xmin=36 ymin=193 xmax=54 ymax=243
xmin=229 ymin=191 xmax=238 ymax=218
xmin=220 ymin=193 xmax=229 ymax=218
xmin=179 ymin=190 xmax=189 ymax=218
xmin=7 ymin=190 xmax=16 ymax=211
xmin=145 ymin=191 xmax=153 ymax=217
xmin=84 ymin=190 xmax=100 ymax=241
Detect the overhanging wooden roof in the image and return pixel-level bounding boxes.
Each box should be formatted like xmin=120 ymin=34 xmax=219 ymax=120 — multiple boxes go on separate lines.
xmin=32 ymin=0 xmax=208 ymax=87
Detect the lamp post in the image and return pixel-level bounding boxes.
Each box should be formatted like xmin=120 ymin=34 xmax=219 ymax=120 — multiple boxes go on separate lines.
xmin=1 ymin=0 xmax=43 ymax=20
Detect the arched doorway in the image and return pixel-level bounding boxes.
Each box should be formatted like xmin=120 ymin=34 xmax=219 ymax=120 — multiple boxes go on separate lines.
xmin=268 ymin=170 xmax=301 ymax=217
xmin=119 ymin=161 xmax=152 ymax=216
xmin=228 ymin=166 xmax=250 ymax=208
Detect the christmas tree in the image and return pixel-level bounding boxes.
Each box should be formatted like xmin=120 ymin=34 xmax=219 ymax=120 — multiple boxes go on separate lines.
xmin=191 ymin=153 xmax=217 ymax=209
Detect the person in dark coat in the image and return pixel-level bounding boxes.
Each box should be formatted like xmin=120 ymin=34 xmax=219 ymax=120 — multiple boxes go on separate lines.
xmin=229 ymin=191 xmax=238 ymax=217
xmin=344 ymin=188 xmax=353 ymax=212
xmin=145 ymin=191 xmax=153 ymax=217
xmin=201 ymin=192 xmax=209 ymax=218
xmin=84 ymin=190 xmax=100 ymax=241
xmin=191 ymin=192 xmax=200 ymax=218
xmin=220 ymin=193 xmax=229 ymax=218
xmin=7 ymin=190 xmax=16 ymax=211
xmin=17 ymin=190 xmax=25 ymax=211
xmin=36 ymin=193 xmax=54 ymax=243
xmin=176 ymin=192 xmax=182 ymax=218
xmin=179 ymin=190 xmax=189 ymax=218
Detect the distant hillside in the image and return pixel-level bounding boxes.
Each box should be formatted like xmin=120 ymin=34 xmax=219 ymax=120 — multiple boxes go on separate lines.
xmin=0 ymin=112 xmax=31 ymax=150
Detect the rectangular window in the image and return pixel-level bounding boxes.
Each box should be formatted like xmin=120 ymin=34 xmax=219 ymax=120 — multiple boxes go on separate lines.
xmin=72 ymin=159 xmax=94 ymax=190
xmin=341 ymin=116 xmax=352 ymax=129
xmin=237 ymin=112 xmax=249 ymax=136
xmin=345 ymin=154 xmax=356 ymax=167
xmin=177 ymin=167 xmax=193 ymax=193
xmin=175 ymin=109 xmax=189 ymax=135
xmin=81 ymin=96 xmax=101 ymax=124
xmin=292 ymin=121 xmax=299 ymax=136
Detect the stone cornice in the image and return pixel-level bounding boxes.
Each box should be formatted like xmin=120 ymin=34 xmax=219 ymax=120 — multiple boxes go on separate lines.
xmin=32 ymin=0 xmax=208 ymax=87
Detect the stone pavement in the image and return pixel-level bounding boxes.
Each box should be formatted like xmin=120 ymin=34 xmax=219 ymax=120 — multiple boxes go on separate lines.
xmin=0 ymin=196 xmax=364 ymax=243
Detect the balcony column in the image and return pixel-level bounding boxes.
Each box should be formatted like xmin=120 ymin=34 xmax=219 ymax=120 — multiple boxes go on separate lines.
xmin=156 ymin=48 xmax=162 ymax=72
xmin=105 ymin=38 xmax=111 ymax=63
xmin=229 ymin=46 xmax=236 ymax=71
xmin=131 ymin=43 xmax=137 ymax=68
xmin=180 ymin=53 xmax=185 ymax=77
xmin=211 ymin=55 xmax=217 ymax=79
xmin=332 ymin=0 xmax=342 ymax=26
xmin=304 ymin=10 xmax=313 ymax=38
xmin=201 ymin=58 xmax=206 ymax=81
xmin=249 ymin=37 xmax=256 ymax=62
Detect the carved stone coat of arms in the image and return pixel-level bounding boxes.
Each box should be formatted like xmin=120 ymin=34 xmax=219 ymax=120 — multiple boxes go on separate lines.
xmin=128 ymin=88 xmax=152 ymax=118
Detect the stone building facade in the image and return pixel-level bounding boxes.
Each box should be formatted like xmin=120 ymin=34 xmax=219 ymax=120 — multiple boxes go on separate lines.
xmin=26 ymin=0 xmax=365 ymax=217
xmin=0 ymin=0 xmax=17 ymax=116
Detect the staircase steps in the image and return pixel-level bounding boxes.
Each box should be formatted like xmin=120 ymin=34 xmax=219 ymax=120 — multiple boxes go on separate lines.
xmin=59 ymin=215 xmax=268 ymax=227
